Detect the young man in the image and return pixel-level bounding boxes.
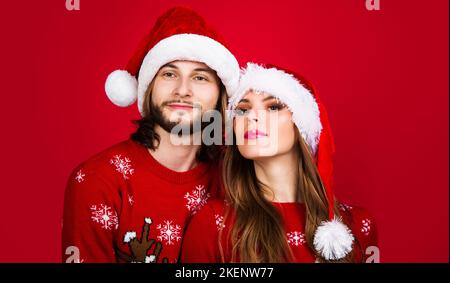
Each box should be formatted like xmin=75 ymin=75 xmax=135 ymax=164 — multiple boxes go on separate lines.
xmin=62 ymin=6 xmax=239 ymax=263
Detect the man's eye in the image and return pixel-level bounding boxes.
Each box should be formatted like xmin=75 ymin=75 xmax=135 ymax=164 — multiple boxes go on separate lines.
xmin=162 ymin=72 xmax=176 ymax=78
xmin=193 ymin=75 xmax=208 ymax=81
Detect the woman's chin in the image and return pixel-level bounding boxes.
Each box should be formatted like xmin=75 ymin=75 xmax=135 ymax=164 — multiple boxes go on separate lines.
xmin=237 ymin=145 xmax=279 ymax=160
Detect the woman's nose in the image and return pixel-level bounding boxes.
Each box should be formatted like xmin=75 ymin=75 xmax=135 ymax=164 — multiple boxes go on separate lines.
xmin=246 ymin=109 xmax=259 ymax=122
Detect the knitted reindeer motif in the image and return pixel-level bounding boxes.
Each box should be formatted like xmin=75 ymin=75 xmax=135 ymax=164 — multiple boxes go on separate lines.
xmin=117 ymin=218 xmax=168 ymax=263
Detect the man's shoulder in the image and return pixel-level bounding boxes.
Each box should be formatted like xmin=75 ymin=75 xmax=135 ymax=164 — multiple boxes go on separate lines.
xmin=203 ymin=156 xmax=224 ymax=198
xmin=72 ymin=139 xmax=140 ymax=176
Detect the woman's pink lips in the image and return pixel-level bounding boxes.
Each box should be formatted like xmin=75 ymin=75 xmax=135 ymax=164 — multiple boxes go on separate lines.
xmin=167 ymin=103 xmax=193 ymax=110
xmin=244 ymin=129 xmax=268 ymax=139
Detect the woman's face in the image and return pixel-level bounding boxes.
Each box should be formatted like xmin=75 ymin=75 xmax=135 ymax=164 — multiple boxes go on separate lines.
xmin=233 ymin=90 xmax=297 ymax=160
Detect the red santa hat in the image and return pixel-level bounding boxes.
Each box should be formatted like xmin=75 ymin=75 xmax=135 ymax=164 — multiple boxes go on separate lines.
xmin=105 ymin=6 xmax=240 ymax=116
xmin=228 ymin=63 xmax=354 ymax=260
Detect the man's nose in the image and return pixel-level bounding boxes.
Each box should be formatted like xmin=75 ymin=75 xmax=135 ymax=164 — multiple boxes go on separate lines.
xmin=174 ymin=78 xmax=192 ymax=98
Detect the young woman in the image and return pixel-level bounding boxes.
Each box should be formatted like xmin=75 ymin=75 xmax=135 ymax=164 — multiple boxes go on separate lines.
xmin=180 ymin=63 xmax=378 ymax=263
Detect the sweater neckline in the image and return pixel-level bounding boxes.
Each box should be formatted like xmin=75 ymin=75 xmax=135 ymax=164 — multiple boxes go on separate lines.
xmin=271 ymin=201 xmax=305 ymax=205
xmin=271 ymin=201 xmax=306 ymax=210
xmin=131 ymin=139 xmax=210 ymax=184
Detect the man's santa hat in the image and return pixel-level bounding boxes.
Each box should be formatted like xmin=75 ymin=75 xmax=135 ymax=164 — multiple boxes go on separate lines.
xmin=104 ymin=6 xmax=240 ymax=116
xmin=228 ymin=63 xmax=354 ymax=260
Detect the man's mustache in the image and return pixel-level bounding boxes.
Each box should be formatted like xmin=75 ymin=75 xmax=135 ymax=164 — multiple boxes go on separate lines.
xmin=161 ymin=100 xmax=201 ymax=108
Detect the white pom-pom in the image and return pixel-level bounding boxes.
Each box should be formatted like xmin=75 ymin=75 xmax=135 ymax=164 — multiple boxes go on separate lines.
xmin=105 ymin=70 xmax=138 ymax=107
xmin=144 ymin=217 xmax=152 ymax=224
xmin=123 ymin=231 xmax=136 ymax=243
xmin=313 ymin=217 xmax=354 ymax=260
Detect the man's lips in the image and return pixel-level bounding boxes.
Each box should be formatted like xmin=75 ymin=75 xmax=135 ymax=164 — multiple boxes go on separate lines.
xmin=244 ymin=129 xmax=268 ymax=139
xmin=167 ymin=103 xmax=194 ymax=110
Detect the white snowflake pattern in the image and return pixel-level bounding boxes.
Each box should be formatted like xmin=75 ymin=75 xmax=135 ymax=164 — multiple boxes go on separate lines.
xmin=156 ymin=220 xmax=181 ymax=245
xmin=110 ymin=154 xmax=134 ymax=179
xmin=75 ymin=169 xmax=85 ymax=183
xmin=361 ymin=218 xmax=372 ymax=236
xmin=90 ymin=204 xmax=119 ymax=230
xmin=128 ymin=194 xmax=134 ymax=206
xmin=287 ymin=231 xmax=306 ymax=247
xmin=184 ymin=185 xmax=210 ymax=215
xmin=215 ymin=214 xmax=225 ymax=231
xmin=339 ymin=203 xmax=353 ymax=212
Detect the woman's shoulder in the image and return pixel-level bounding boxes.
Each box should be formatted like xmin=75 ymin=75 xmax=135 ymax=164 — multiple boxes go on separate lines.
xmin=182 ymin=199 xmax=227 ymax=263
xmin=198 ymin=198 xmax=228 ymax=218
xmin=187 ymin=198 xmax=229 ymax=233
xmin=338 ymin=202 xmax=378 ymax=247
xmin=183 ymin=199 xmax=228 ymax=247
xmin=338 ymin=202 xmax=379 ymax=262
xmin=338 ymin=203 xmax=376 ymax=224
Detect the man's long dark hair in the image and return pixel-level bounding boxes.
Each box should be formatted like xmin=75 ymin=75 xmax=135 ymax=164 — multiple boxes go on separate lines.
xmin=131 ymin=80 xmax=226 ymax=163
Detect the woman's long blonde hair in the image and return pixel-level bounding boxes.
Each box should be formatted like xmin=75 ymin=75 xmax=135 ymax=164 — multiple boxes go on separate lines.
xmin=220 ymin=129 xmax=353 ymax=263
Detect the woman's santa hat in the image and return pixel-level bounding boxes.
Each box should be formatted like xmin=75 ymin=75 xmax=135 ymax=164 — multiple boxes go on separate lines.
xmin=105 ymin=6 xmax=240 ymax=116
xmin=228 ymin=63 xmax=354 ymax=260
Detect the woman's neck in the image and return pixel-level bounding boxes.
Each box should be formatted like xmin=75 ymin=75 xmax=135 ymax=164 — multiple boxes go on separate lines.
xmin=253 ymin=149 xmax=301 ymax=203
xmin=148 ymin=125 xmax=201 ymax=172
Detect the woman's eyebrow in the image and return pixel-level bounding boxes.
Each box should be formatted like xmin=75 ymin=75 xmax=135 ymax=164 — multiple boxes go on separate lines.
xmin=238 ymin=96 xmax=278 ymax=104
xmin=262 ymin=96 xmax=278 ymax=102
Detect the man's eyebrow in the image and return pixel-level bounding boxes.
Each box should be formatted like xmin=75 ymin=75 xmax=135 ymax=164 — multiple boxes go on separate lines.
xmin=159 ymin=64 xmax=215 ymax=75
xmin=193 ymin=67 xmax=216 ymax=74
xmin=160 ymin=63 xmax=178 ymax=69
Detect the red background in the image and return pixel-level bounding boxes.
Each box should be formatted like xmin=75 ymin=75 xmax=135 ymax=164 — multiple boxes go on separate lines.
xmin=0 ymin=0 xmax=448 ymax=262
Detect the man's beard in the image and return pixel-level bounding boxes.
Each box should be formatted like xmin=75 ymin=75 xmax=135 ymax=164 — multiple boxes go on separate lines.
xmin=150 ymin=100 xmax=209 ymax=135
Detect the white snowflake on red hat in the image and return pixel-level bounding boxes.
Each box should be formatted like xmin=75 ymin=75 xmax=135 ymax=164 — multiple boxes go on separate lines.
xmin=338 ymin=203 xmax=353 ymax=212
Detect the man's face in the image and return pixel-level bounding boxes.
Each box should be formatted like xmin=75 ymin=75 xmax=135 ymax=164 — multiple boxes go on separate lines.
xmin=150 ymin=60 xmax=221 ymax=134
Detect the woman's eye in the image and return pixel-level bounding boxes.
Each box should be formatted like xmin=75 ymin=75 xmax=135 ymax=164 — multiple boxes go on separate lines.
xmin=268 ymin=104 xmax=286 ymax=112
xmin=234 ymin=108 xmax=248 ymax=116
